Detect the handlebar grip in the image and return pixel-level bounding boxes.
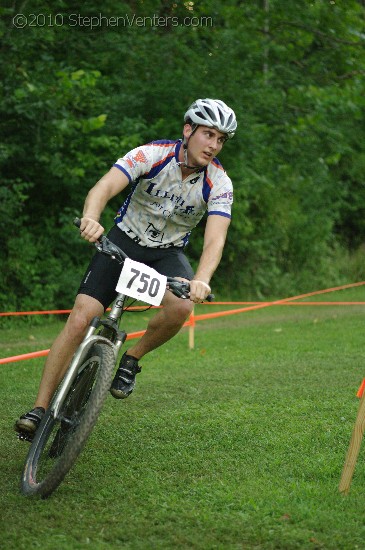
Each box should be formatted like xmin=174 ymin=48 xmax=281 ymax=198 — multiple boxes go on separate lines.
xmin=206 ymin=294 xmax=215 ymax=302
xmin=73 ymin=217 xmax=81 ymax=229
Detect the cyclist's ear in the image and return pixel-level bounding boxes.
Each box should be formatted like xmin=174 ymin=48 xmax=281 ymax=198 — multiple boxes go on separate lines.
xmin=183 ymin=124 xmax=194 ymax=139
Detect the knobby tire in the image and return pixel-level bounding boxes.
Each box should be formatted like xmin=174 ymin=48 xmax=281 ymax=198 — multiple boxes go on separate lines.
xmin=21 ymin=343 xmax=115 ymax=498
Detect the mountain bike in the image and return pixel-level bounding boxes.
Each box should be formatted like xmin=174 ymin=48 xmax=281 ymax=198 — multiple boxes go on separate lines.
xmin=20 ymin=218 xmax=212 ymax=498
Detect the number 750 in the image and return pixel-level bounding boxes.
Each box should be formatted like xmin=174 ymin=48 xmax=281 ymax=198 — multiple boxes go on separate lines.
xmin=127 ymin=268 xmax=161 ymax=298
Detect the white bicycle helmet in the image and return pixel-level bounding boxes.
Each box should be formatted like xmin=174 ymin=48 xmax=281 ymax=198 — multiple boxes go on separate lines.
xmin=184 ymin=98 xmax=237 ymax=138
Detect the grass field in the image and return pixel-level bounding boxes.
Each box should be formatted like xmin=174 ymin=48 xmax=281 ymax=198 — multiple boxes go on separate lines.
xmin=1 ymin=288 xmax=365 ymax=549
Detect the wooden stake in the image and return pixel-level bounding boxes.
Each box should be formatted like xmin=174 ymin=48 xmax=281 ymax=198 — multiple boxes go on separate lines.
xmin=339 ymin=392 xmax=365 ymax=494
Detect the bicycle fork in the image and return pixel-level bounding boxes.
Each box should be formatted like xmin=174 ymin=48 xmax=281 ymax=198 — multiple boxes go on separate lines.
xmin=51 ymin=295 xmax=128 ymax=418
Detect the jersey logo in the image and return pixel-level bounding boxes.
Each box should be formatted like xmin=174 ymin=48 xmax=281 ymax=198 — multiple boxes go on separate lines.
xmin=211 ymin=191 xmax=233 ymax=201
xmin=145 ymin=223 xmax=164 ymax=244
xmin=134 ymin=150 xmax=148 ymax=164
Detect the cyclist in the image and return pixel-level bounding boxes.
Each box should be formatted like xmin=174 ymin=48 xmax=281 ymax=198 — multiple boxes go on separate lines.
xmin=15 ymin=98 xmax=237 ymax=439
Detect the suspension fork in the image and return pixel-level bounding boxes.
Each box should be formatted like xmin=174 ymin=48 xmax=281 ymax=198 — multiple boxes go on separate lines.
xmin=51 ymin=293 xmax=128 ymax=418
xmin=51 ymin=334 xmax=115 ymax=418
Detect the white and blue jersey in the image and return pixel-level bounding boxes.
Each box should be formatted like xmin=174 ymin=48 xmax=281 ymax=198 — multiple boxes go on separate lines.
xmin=113 ymin=139 xmax=233 ymax=248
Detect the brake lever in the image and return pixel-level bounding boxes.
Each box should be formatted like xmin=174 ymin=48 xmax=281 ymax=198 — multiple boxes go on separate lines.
xmin=73 ymin=217 xmax=127 ymax=264
xmin=167 ymin=281 xmax=215 ymax=302
xmin=167 ymin=281 xmax=190 ymax=299
xmin=96 ymin=236 xmax=127 ymax=264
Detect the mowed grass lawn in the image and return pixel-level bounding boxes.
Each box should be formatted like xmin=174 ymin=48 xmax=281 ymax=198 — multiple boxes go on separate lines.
xmin=1 ymin=288 xmax=365 ymax=549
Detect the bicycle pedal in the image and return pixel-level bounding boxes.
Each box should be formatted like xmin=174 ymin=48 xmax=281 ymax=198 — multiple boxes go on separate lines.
xmin=17 ymin=432 xmax=33 ymax=443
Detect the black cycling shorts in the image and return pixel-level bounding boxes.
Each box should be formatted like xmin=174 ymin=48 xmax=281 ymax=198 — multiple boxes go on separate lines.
xmin=77 ymin=225 xmax=195 ymax=309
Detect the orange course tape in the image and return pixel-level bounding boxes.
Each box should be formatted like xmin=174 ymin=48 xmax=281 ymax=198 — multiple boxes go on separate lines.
xmin=194 ymin=281 xmax=365 ymax=322
xmin=0 ymin=306 xmax=162 ymax=316
xmin=2 ymin=301 xmax=365 ymax=316
xmin=1 ymin=281 xmax=365 ymax=365
xmin=0 ymin=319 xmax=194 ymax=365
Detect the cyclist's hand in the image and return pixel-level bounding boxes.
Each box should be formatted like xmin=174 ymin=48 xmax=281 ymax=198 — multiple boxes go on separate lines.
xmin=79 ymin=217 xmax=104 ymax=243
xmin=189 ymin=280 xmax=211 ymax=303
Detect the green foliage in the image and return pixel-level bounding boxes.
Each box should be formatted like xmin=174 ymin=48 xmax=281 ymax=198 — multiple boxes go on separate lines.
xmin=1 ymin=0 xmax=365 ymax=310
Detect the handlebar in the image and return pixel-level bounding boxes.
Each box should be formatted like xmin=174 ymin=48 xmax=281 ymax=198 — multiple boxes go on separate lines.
xmin=74 ymin=218 xmax=214 ymax=302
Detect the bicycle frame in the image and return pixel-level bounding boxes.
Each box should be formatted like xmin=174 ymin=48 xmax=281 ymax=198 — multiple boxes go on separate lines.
xmin=42 ymin=218 xmax=211 ymax=426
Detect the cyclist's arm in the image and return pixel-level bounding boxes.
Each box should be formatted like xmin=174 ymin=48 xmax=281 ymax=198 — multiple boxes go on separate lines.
xmin=81 ymin=167 xmax=130 ymax=242
xmin=190 ymin=214 xmax=230 ymax=302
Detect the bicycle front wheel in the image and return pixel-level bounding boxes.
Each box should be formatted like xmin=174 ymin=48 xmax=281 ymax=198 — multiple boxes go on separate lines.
xmin=21 ymin=342 xmax=116 ymax=498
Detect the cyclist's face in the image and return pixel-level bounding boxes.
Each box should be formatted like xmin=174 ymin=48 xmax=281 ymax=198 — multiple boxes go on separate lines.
xmin=183 ymin=125 xmax=226 ymax=166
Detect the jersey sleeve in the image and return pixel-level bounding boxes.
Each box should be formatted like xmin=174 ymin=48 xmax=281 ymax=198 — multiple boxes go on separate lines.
xmin=113 ymin=144 xmax=154 ymax=182
xmin=207 ymin=174 xmax=233 ymax=219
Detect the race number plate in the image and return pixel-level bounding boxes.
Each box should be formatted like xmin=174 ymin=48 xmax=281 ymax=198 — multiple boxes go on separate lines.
xmin=116 ymin=258 xmax=167 ymax=306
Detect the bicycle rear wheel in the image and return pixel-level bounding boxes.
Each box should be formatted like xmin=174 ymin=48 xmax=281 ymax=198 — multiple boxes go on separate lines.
xmin=21 ymin=342 xmax=115 ymax=498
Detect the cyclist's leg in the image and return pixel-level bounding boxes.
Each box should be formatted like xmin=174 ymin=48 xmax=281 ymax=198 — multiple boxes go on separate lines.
xmin=126 ymin=246 xmax=195 ymax=359
xmin=126 ymin=287 xmax=194 ymax=360
xmin=33 ymin=294 xmax=104 ymax=411
xmin=15 ymin=294 xmax=104 ymax=437
xmin=33 ymin=237 xmax=123 ymax=411
xmin=110 ymin=289 xmax=193 ymax=398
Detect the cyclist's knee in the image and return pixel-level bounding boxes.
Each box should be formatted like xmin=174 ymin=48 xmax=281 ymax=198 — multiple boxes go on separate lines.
xmin=167 ymin=298 xmax=194 ymax=323
xmin=66 ymin=296 xmax=103 ymax=337
xmin=66 ymin=310 xmax=91 ymax=337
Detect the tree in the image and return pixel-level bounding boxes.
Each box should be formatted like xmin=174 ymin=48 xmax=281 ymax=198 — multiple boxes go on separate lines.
xmin=1 ymin=0 xmax=365 ymax=311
